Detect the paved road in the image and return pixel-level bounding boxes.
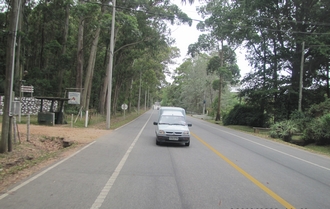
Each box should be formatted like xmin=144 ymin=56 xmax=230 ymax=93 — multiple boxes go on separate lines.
xmin=0 ymin=110 xmax=329 ymax=209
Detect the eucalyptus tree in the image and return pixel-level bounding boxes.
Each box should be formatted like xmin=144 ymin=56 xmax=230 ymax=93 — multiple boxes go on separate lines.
xmin=80 ymin=0 xmax=112 ymax=111
xmin=187 ymin=0 xmax=241 ymax=120
xmin=172 ymin=54 xmax=218 ymax=113
xmin=94 ymin=0 xmax=192 ymax=114
xmin=206 ymin=49 xmax=240 ymax=120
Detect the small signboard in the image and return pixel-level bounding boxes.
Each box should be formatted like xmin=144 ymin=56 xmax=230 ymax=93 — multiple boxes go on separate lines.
xmin=21 ymin=85 xmax=34 ymax=93
xmin=121 ymin=103 xmax=128 ymax=110
xmin=68 ymin=92 xmax=81 ymax=105
xmin=121 ymin=103 xmax=128 ymax=119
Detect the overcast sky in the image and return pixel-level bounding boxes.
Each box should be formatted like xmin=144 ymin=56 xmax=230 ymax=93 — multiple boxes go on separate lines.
xmin=168 ymin=0 xmax=252 ymax=80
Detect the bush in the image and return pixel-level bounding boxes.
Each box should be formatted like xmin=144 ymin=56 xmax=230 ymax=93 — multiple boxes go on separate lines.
xmin=289 ymin=110 xmax=310 ymax=132
xmin=223 ymin=104 xmax=268 ymax=127
xmin=303 ymin=114 xmax=330 ymax=145
xmin=269 ymin=120 xmax=298 ymax=142
xmin=307 ymin=97 xmax=330 ymax=117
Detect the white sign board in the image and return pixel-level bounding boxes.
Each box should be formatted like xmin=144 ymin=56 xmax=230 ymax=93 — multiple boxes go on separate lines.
xmin=21 ymin=85 xmax=34 ymax=93
xmin=68 ymin=92 xmax=81 ymax=105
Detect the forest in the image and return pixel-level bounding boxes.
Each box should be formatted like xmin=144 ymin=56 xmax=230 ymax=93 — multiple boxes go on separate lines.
xmin=160 ymin=0 xmax=330 ymax=146
xmin=0 ymin=0 xmax=194 ymax=114
xmin=1 ymin=0 xmax=330 ymax=152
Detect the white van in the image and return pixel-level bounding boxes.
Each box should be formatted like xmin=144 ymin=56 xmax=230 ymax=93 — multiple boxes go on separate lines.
xmin=153 ymin=111 xmax=192 ymax=146
xmin=158 ymin=107 xmax=186 ymax=119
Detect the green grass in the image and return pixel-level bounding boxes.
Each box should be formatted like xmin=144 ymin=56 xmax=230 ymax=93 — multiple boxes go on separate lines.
xmin=0 ymin=110 xmax=145 ymax=129
xmin=304 ymin=144 xmax=330 ymax=155
xmin=68 ymin=110 xmax=145 ymax=129
xmin=206 ymin=120 xmax=330 ymax=157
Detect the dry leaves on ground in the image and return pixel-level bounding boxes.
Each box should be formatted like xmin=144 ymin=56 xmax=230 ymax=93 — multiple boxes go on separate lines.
xmin=0 ymin=123 xmax=110 ymax=193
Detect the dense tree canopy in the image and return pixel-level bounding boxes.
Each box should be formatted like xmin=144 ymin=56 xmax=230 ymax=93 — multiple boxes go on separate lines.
xmin=183 ymin=0 xmax=330 ymax=125
xmin=0 ymin=0 xmax=192 ymax=110
xmin=0 ymin=0 xmax=193 ymax=152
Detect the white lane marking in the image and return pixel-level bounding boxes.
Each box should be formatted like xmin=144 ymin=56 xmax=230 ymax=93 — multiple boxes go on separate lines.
xmin=114 ymin=109 xmax=154 ymax=131
xmin=196 ymin=119 xmax=330 ymax=171
xmin=90 ymin=112 xmax=153 ymax=209
xmin=0 ymin=141 xmax=96 ymax=200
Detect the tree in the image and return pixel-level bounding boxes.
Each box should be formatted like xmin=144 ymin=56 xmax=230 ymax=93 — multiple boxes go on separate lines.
xmin=206 ymin=48 xmax=240 ymax=120
xmin=186 ymin=0 xmax=244 ymax=120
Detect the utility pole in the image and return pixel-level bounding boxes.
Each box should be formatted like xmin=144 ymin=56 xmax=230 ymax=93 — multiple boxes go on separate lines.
xmin=1 ymin=0 xmax=21 ymax=153
xmin=298 ymin=41 xmax=305 ymax=112
xmin=106 ymin=0 xmax=116 ymax=130
xmin=138 ymin=71 xmax=141 ymax=113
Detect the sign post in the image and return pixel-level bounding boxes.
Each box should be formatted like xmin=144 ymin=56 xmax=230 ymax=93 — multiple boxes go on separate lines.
xmin=121 ymin=103 xmax=128 ymax=119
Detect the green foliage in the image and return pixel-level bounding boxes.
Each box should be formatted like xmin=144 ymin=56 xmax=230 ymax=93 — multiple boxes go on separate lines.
xmin=269 ymin=120 xmax=298 ymax=142
xmin=306 ymin=97 xmax=330 ymax=118
xmin=303 ymin=114 xmax=330 ymax=145
xmin=161 ymin=54 xmax=218 ymax=114
xmin=289 ymin=110 xmax=309 ymax=133
xmin=223 ymin=104 xmax=266 ymax=127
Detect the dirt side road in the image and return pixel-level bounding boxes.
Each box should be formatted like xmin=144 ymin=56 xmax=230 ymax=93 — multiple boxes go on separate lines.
xmin=0 ymin=123 xmax=111 ymax=193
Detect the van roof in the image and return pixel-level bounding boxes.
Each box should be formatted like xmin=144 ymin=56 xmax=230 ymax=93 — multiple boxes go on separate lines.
xmin=159 ymin=106 xmax=184 ymax=110
xmin=161 ymin=111 xmax=184 ymax=116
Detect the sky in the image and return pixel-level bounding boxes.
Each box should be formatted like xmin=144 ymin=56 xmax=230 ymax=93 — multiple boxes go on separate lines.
xmin=168 ymin=0 xmax=252 ymax=81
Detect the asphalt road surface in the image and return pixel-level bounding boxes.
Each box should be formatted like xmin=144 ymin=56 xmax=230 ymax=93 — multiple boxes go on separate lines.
xmin=1 ymin=109 xmax=330 ymax=209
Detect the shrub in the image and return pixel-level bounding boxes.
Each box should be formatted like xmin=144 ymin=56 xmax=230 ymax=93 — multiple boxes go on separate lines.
xmin=289 ymin=110 xmax=310 ymax=133
xmin=223 ymin=104 xmax=268 ymax=127
xmin=303 ymin=114 xmax=330 ymax=145
xmin=269 ymin=120 xmax=298 ymax=142
xmin=307 ymin=97 xmax=330 ymax=118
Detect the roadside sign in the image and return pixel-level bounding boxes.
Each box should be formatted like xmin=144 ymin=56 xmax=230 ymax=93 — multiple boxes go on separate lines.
xmin=68 ymin=92 xmax=81 ymax=104
xmin=21 ymin=85 xmax=34 ymax=93
xmin=121 ymin=103 xmax=128 ymax=120
xmin=121 ymin=104 xmax=128 ymax=110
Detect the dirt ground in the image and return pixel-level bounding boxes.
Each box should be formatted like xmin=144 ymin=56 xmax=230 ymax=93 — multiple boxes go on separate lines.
xmin=0 ymin=123 xmax=111 ymax=194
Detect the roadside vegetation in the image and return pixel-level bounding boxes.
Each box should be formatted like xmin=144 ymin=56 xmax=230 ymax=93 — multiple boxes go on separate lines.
xmin=157 ymin=1 xmax=330 ymax=156
xmin=203 ymin=98 xmax=330 ymax=157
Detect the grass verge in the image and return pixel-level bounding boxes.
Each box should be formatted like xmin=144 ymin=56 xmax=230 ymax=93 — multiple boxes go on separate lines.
xmin=205 ymin=120 xmax=330 ymax=157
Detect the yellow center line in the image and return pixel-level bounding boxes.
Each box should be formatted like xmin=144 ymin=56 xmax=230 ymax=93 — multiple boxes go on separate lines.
xmin=191 ymin=132 xmax=296 ymax=209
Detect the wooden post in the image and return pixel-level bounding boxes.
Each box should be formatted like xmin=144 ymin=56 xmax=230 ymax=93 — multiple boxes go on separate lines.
xmin=27 ymin=114 xmax=30 ymax=142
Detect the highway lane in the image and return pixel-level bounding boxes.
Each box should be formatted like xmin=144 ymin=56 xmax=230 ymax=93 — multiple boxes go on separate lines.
xmin=187 ymin=115 xmax=330 ymax=209
xmin=0 ymin=109 xmax=329 ymax=209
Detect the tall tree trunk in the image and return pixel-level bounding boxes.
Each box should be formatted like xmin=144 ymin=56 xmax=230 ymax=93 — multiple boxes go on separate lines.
xmin=1 ymin=0 xmax=19 ymax=153
xmin=58 ymin=2 xmax=70 ymax=97
xmin=99 ymin=40 xmax=110 ymax=115
xmin=128 ymin=78 xmax=133 ymax=112
xmin=14 ymin=0 xmax=23 ymax=94
xmin=215 ymin=40 xmax=224 ymax=121
xmin=112 ymin=80 xmax=123 ymax=115
xmin=144 ymin=89 xmax=147 ymax=111
xmin=100 ymin=26 xmax=119 ymax=114
xmin=138 ymin=72 xmax=141 ymax=113
xmin=272 ymin=38 xmax=279 ymax=123
xmin=82 ymin=36 xmax=99 ymax=110
xmin=327 ymin=60 xmax=329 ymax=98
xmin=76 ymin=15 xmax=84 ymax=93
xmin=82 ymin=0 xmax=110 ymax=110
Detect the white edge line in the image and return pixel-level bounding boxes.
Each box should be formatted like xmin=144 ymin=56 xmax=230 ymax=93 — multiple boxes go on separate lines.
xmin=0 ymin=141 xmax=97 ymax=200
xmin=197 ymin=119 xmax=330 ymax=172
xmin=90 ymin=111 xmax=153 ymax=209
xmin=114 ymin=109 xmax=153 ymax=131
